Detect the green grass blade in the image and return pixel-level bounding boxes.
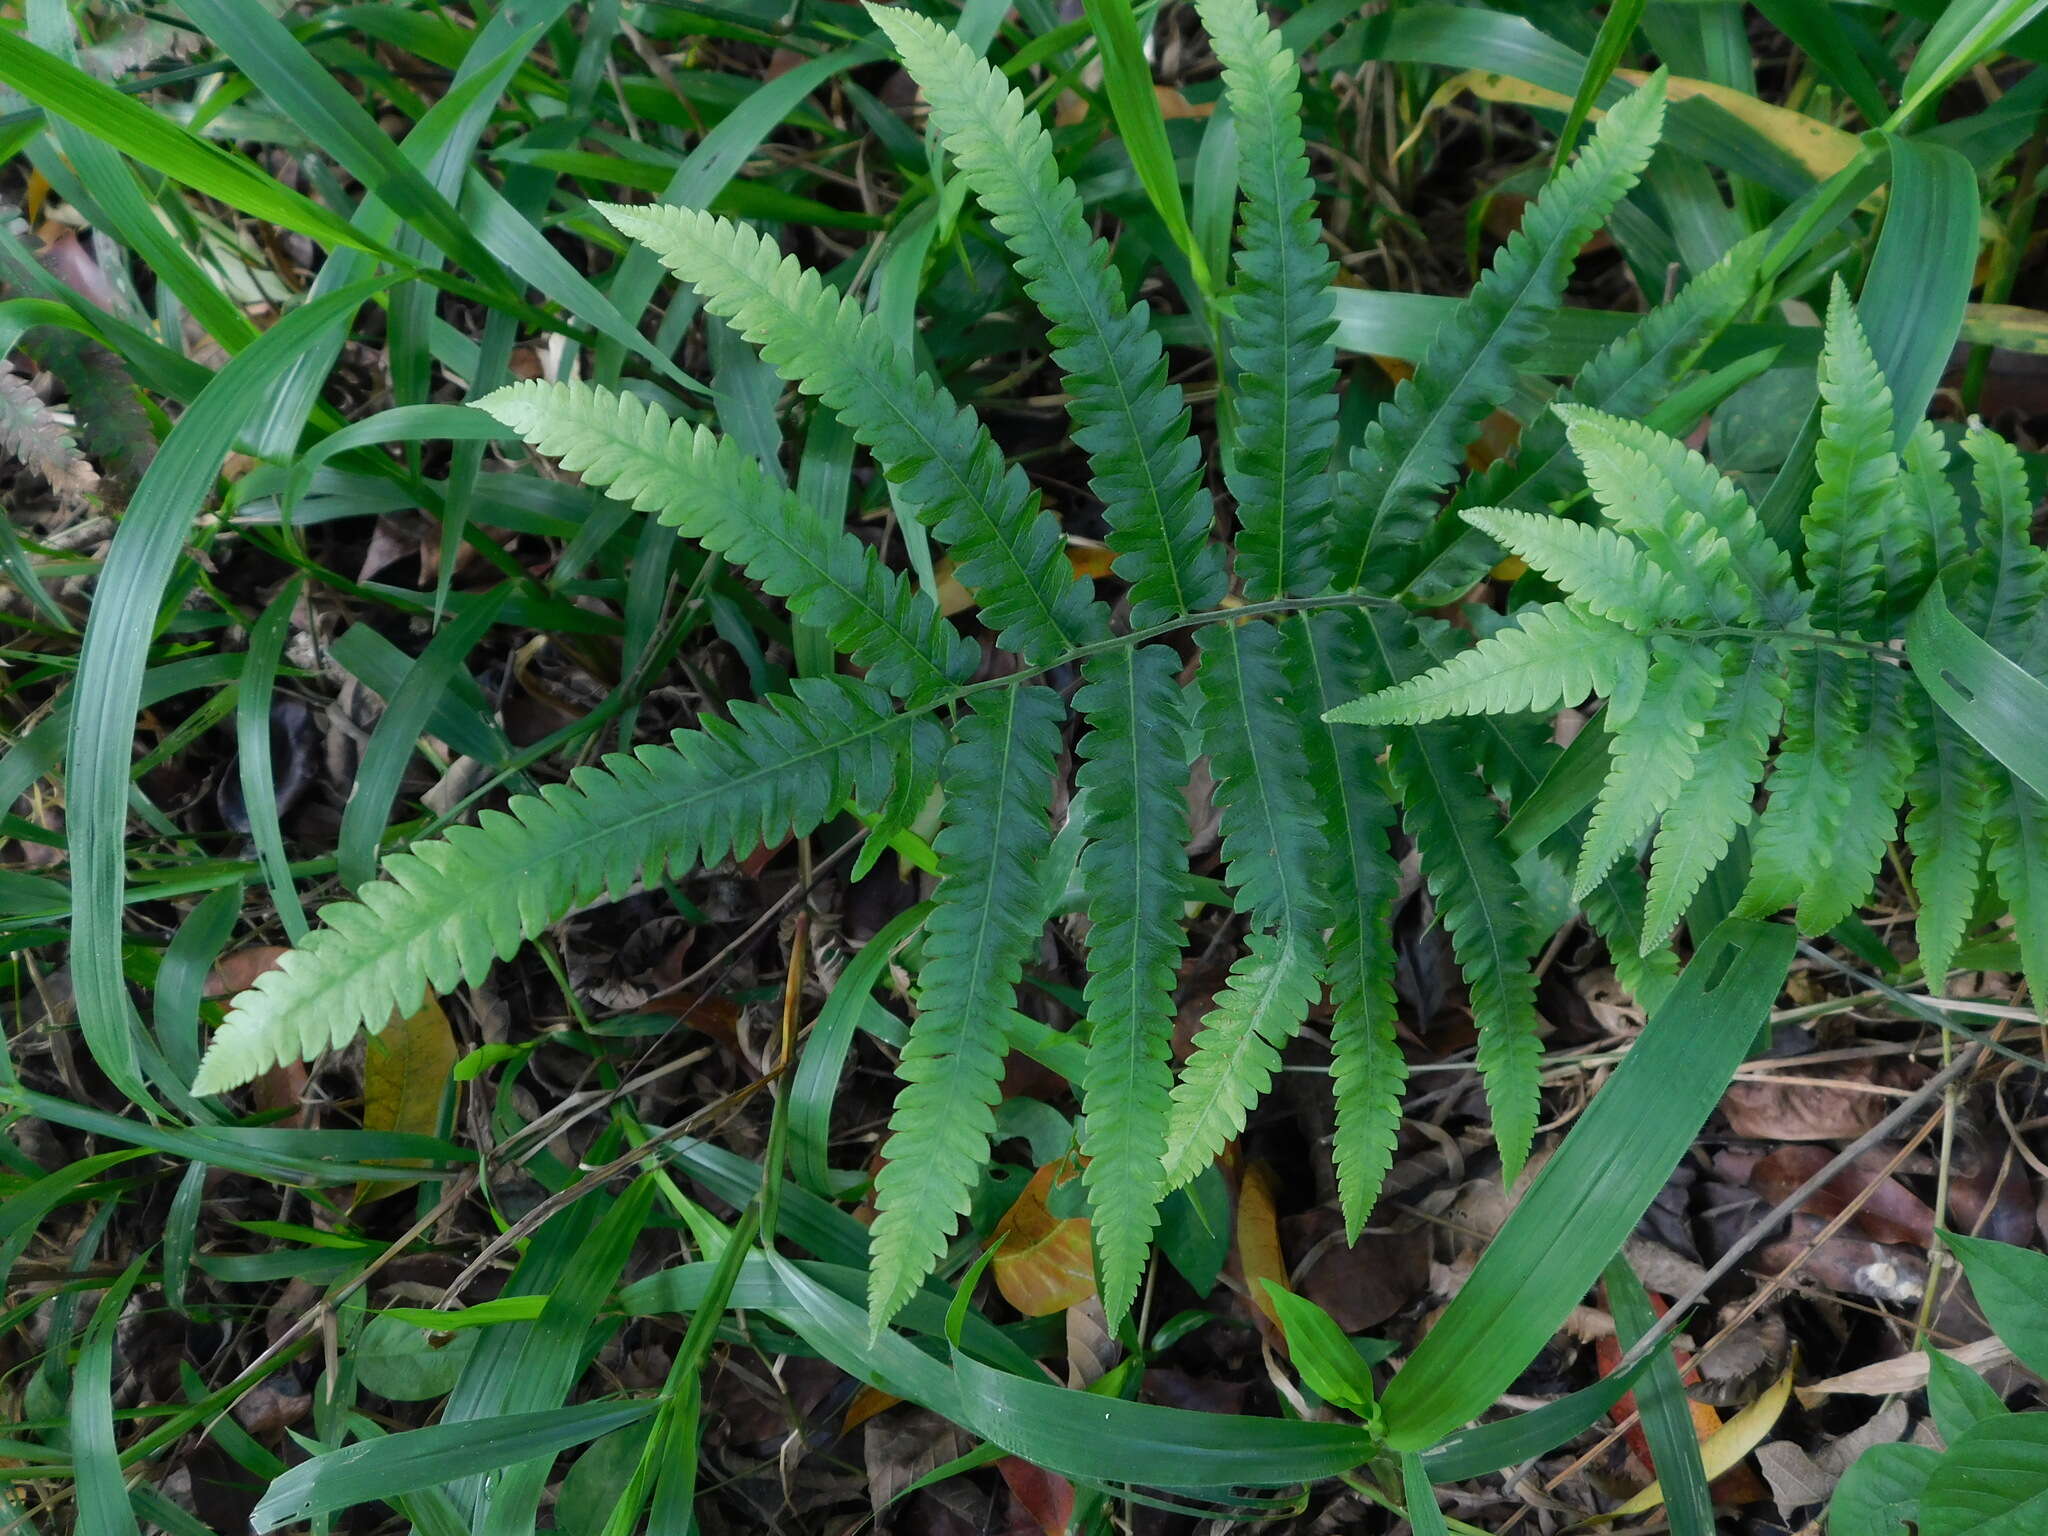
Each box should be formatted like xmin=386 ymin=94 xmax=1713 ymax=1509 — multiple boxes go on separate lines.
xmin=71 ymin=1259 xmax=147 ymax=1536
xmin=1909 ymin=578 xmax=2048 ymax=802
xmin=1379 ymin=918 xmax=1794 ymax=1450
xmin=1550 ymin=0 xmax=1648 ymax=172
xmin=1605 ymin=1256 xmax=1713 ymax=1536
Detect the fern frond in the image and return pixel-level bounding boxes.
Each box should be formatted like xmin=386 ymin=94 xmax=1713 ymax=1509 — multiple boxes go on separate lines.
xmin=1193 ymin=0 xmax=1339 ymax=601
xmin=1882 ymin=419 xmax=1957 ymax=610
xmin=1412 ymin=232 xmax=1764 ymax=603
xmin=1984 ymin=770 xmax=2048 ymax=1006
xmin=195 ymin=678 xmax=916 ymax=1093
xmin=1640 ymin=642 xmax=1785 ymax=950
xmin=1738 ymin=647 xmax=1866 ymax=926
xmin=1575 ymin=851 xmax=1677 ymax=1010
xmin=1071 ymin=645 xmax=1194 ymax=1324
xmin=1326 ymin=72 xmax=1666 ymax=593
xmin=1574 ymin=639 xmax=1720 ymax=900
xmin=0 ymin=362 xmax=97 ymax=506
xmin=1327 ymin=603 xmax=1645 ymax=727
xmin=1388 ymin=717 xmax=1542 ymax=1178
xmin=869 ymin=684 xmax=1065 ymax=1328
xmin=1295 ymin=612 xmax=1404 ymax=1238
xmin=1192 ymin=619 xmax=1331 ymax=936
xmin=1460 ymin=507 xmax=1690 ymax=630
xmin=1557 ymin=405 xmax=1800 ymax=625
xmin=1161 ymin=927 xmax=1323 ymax=1187
xmin=1794 ymin=660 xmax=1912 ymax=933
xmin=600 ymin=202 xmax=1108 ymax=660
xmin=477 ymin=381 xmax=971 ymax=703
xmin=870 ymin=8 xmax=1224 ymax=625
xmin=1960 ymin=424 xmax=2046 ymax=659
xmin=1905 ymin=691 xmax=1988 ymax=988
xmin=1803 ymin=279 xmax=1898 ymax=638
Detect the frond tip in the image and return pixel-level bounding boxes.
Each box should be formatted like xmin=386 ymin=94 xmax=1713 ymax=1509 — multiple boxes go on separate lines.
xmin=193 ymin=678 xmax=915 ymax=1094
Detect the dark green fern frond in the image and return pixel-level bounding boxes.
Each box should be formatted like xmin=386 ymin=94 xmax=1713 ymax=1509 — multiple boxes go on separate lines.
xmin=196 ymin=678 xmax=918 ymax=1092
xmin=477 ymin=381 xmax=972 ymax=704
xmin=1325 ymin=73 xmax=1666 ymax=594
xmin=1071 ymin=645 xmax=1195 ymax=1324
xmin=1960 ymin=425 xmax=2046 ymax=656
xmin=1803 ymin=279 xmax=1898 ymax=638
xmin=601 ymin=202 xmax=1108 ymax=661
xmin=1296 ymin=611 xmax=1404 ymax=1237
xmin=1194 ymin=0 xmax=1339 ymax=601
xmin=1192 ymin=619 xmax=1331 ymax=937
xmin=1883 ymin=419 xmax=1957 ymax=611
xmin=1162 ymin=927 xmax=1323 ymax=1186
xmin=869 ymin=684 xmax=1065 ymax=1328
xmin=1792 ymin=660 xmax=1911 ymax=933
xmin=869 ymin=8 xmax=1224 ymax=625
xmin=1905 ymin=694 xmax=1988 ymax=989
xmin=1985 ymin=771 xmax=2048 ymax=1005
xmin=1738 ymin=648 xmax=1865 ymax=927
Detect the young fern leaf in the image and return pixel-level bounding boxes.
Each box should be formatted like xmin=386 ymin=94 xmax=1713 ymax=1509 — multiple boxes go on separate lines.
xmin=1904 ymin=696 xmax=1988 ymax=989
xmin=1166 ymin=620 xmax=1332 ymax=1176
xmin=1985 ymin=773 xmax=2048 ymax=1006
xmin=1161 ymin=927 xmax=1322 ymax=1186
xmin=869 ymin=7 xmax=1224 ymax=625
xmin=194 ymin=678 xmax=917 ymax=1093
xmin=599 ymin=202 xmax=1108 ymax=661
xmin=1326 ymin=72 xmax=1666 ymax=594
xmin=1794 ymin=661 xmax=1911 ymax=933
xmin=1802 ymin=279 xmax=1898 ymax=638
xmin=1193 ymin=0 xmax=1339 ymax=601
xmin=1071 ymin=645 xmax=1194 ymax=1324
xmin=1558 ymin=405 xmax=1794 ymax=625
xmin=1960 ymin=425 xmax=2046 ymax=656
xmin=1640 ymin=643 xmax=1785 ymax=951
xmin=1296 ymin=612 xmax=1405 ymax=1237
xmin=869 ymin=685 xmax=1064 ymax=1329
xmin=476 ymin=381 xmax=971 ymax=704
xmin=1738 ymin=647 xmax=1863 ymax=926
xmin=1574 ymin=639 xmax=1720 ymax=900
xmin=1327 ymin=603 xmax=1645 ymax=727
xmin=1881 ymin=419 xmax=1954 ymax=612
xmin=1459 ymin=506 xmax=1690 ymax=630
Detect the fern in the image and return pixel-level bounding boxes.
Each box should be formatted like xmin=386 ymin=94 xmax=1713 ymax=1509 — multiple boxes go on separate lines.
xmin=478 ymin=380 xmax=972 ymax=704
xmin=1461 ymin=507 xmax=1690 ymax=631
xmin=1193 ymin=0 xmax=1339 ymax=601
xmin=1325 ymin=72 xmax=1666 ymax=594
xmin=1329 ymin=603 xmax=1646 ymax=727
xmin=1801 ymin=278 xmax=1898 ymax=637
xmin=599 ymin=201 xmax=1108 ymax=662
xmin=1071 ymin=646 xmax=1193 ymax=1323
xmin=869 ymin=685 xmax=1064 ymax=1327
xmin=1574 ymin=639 xmax=1720 ymax=900
xmin=871 ymin=7 xmax=1224 ymax=625
xmin=193 ymin=678 xmax=919 ymax=1093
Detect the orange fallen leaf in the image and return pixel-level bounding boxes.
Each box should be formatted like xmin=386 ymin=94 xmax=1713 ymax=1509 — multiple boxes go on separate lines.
xmin=1235 ymin=1160 xmax=1289 ymax=1341
xmin=991 ymin=1157 xmax=1097 ymax=1318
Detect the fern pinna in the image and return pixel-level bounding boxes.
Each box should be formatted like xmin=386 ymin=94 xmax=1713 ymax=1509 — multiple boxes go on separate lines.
xmin=192 ymin=5 xmax=2040 ymax=1334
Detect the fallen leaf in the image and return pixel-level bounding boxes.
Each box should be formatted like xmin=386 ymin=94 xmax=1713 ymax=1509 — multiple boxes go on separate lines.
xmin=997 ymin=1456 xmax=1074 ymax=1536
xmin=1614 ymin=1358 xmax=1797 ymax=1516
xmin=1748 ymin=1146 xmax=1935 ymax=1247
xmin=991 ymin=1157 xmax=1096 ymax=1318
xmin=1797 ymin=1336 xmax=2015 ymax=1403
xmin=356 ymin=995 xmax=459 ymax=1204
xmin=1234 ymin=1160 xmax=1288 ymax=1342
xmin=1721 ymin=1068 xmax=1893 ymax=1140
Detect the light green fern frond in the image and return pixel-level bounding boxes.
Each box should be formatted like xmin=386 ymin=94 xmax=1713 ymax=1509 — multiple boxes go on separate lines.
xmin=1804 ymin=280 xmax=1899 ymax=638
xmin=1161 ymin=927 xmax=1323 ymax=1187
xmin=599 ymin=201 xmax=1108 ymax=661
xmin=195 ymin=678 xmax=917 ymax=1093
xmin=1296 ymin=612 xmax=1404 ymax=1238
xmin=1460 ymin=507 xmax=1690 ymax=630
xmin=869 ymin=8 xmax=1224 ymax=625
xmin=1573 ymin=639 xmax=1720 ymax=900
xmin=1193 ymin=0 xmax=1338 ymax=601
xmin=1072 ymin=645 xmax=1194 ymax=1324
xmin=1327 ymin=603 xmax=1645 ymax=727
xmin=476 ymin=381 xmax=971 ymax=704
xmin=869 ymin=684 xmax=1064 ymax=1329
xmin=1558 ymin=405 xmax=1799 ymax=625
xmin=1326 ymin=72 xmax=1666 ymax=593
xmin=1640 ymin=642 xmax=1785 ymax=950
xmin=1905 ymin=694 xmax=1988 ymax=988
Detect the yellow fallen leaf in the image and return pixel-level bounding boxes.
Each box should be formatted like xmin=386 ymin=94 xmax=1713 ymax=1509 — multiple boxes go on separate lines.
xmin=1235 ymin=1161 xmax=1289 ymax=1336
xmin=355 ymin=995 xmax=459 ymax=1204
xmin=1611 ymin=1355 xmax=1796 ymax=1517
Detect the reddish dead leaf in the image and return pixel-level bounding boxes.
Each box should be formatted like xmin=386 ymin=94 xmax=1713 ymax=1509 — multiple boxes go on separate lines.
xmin=1234 ymin=1160 xmax=1288 ymax=1343
xmin=1595 ymin=1286 xmax=1722 ymax=1473
xmin=1757 ymin=1216 xmax=1928 ymax=1303
xmin=997 ymin=1457 xmax=1074 ymax=1536
xmin=1286 ymin=1208 xmax=1430 ymax=1332
xmin=205 ymin=946 xmax=307 ymax=1125
xmin=1748 ymin=1146 xmax=1935 ymax=1247
xmin=991 ymin=1157 xmax=1096 ymax=1318
xmin=637 ymin=990 xmax=745 ymax=1055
